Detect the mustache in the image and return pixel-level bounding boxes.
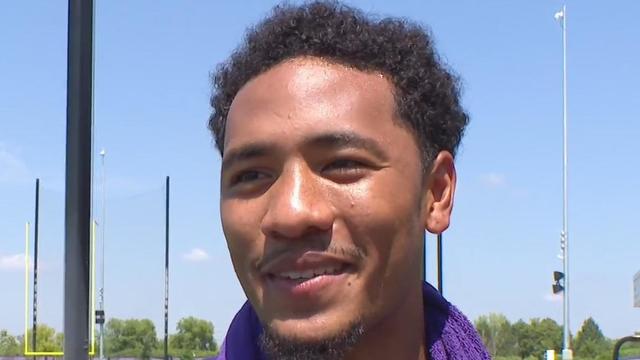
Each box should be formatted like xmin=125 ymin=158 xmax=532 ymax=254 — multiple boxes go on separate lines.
xmin=256 ymin=244 xmax=367 ymax=271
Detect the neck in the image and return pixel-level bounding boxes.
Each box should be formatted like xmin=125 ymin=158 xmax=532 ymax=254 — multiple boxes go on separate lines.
xmin=344 ymin=281 xmax=427 ymax=360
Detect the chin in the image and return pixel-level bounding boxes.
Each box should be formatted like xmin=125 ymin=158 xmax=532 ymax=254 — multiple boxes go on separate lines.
xmin=260 ymin=317 xmax=366 ymax=360
xmin=268 ymin=316 xmax=356 ymax=343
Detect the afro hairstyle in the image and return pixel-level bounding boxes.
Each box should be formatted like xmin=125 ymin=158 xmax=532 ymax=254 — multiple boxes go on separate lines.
xmin=209 ymin=1 xmax=468 ymax=169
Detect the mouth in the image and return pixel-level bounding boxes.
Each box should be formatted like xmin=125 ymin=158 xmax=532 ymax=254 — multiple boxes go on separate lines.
xmin=265 ymin=263 xmax=353 ymax=299
xmin=260 ymin=253 xmax=357 ymax=300
xmin=269 ymin=263 xmax=348 ymax=281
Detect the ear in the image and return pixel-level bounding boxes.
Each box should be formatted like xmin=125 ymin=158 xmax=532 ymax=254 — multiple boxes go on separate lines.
xmin=423 ymin=151 xmax=457 ymax=234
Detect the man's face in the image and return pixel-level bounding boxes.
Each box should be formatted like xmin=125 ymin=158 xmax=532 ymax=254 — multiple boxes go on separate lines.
xmin=220 ymin=58 xmax=434 ymax=342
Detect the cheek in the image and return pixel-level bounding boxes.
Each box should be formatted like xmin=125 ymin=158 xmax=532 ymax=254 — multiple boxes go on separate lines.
xmin=340 ymin=175 xmax=424 ymax=280
xmin=221 ymin=200 xmax=269 ymax=305
xmin=335 ymin=175 xmax=424 ymax=324
xmin=221 ymin=201 xmax=263 ymax=275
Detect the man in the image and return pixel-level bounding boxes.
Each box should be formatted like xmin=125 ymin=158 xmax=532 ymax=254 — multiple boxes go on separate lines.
xmin=209 ymin=2 xmax=490 ymax=359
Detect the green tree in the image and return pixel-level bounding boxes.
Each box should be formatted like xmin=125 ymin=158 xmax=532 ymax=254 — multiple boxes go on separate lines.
xmin=170 ymin=316 xmax=218 ymax=352
xmin=56 ymin=332 xmax=64 ymax=350
xmin=531 ymin=318 xmax=563 ymax=355
xmin=512 ymin=319 xmax=535 ymax=358
xmin=574 ymin=317 xmax=610 ymax=359
xmin=474 ymin=313 xmax=514 ymax=356
xmin=105 ymin=318 xmax=158 ymax=359
xmin=510 ymin=318 xmax=562 ymax=359
xmin=23 ymin=324 xmax=63 ymax=352
xmin=0 ymin=330 xmax=21 ymax=356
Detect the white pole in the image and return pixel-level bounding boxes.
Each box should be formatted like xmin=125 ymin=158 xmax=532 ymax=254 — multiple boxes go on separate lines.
xmin=560 ymin=5 xmax=572 ymax=360
xmin=99 ymin=148 xmax=106 ymax=360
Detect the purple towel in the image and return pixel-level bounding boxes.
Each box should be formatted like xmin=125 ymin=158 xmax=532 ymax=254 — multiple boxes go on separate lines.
xmin=214 ymin=282 xmax=490 ymax=359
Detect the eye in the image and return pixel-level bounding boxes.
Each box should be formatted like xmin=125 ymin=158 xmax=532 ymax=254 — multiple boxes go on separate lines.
xmin=324 ymin=159 xmax=365 ymax=172
xmin=322 ymin=159 xmax=369 ymax=181
xmin=230 ymin=170 xmax=270 ymax=186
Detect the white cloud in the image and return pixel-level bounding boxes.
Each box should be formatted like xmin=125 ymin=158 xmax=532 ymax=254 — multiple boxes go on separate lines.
xmin=0 ymin=144 xmax=30 ymax=184
xmin=480 ymin=172 xmax=507 ymax=188
xmin=182 ymin=248 xmax=210 ymax=262
xmin=544 ymin=293 xmax=563 ymax=303
xmin=0 ymin=253 xmax=29 ymax=271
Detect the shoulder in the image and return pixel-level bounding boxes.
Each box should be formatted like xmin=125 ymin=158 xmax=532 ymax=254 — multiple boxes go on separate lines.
xmin=422 ymin=282 xmax=491 ymax=360
xmin=214 ymin=301 xmax=265 ymax=360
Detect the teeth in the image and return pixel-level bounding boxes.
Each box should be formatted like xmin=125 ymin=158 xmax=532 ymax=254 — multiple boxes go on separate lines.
xmin=280 ymin=271 xmax=310 ymax=280
xmin=315 ymin=266 xmax=336 ymax=276
xmin=279 ymin=266 xmax=340 ymax=280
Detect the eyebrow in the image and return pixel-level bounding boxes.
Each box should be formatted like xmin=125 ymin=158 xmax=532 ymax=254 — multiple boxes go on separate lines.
xmin=221 ymin=131 xmax=388 ymax=172
xmin=221 ymin=142 xmax=276 ymax=173
xmin=306 ymin=131 xmax=388 ymax=160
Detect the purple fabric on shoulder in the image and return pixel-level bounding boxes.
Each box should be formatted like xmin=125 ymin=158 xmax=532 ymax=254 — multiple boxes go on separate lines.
xmin=212 ymin=282 xmax=490 ymax=359
xmin=212 ymin=301 xmax=266 ymax=360
xmin=422 ymin=282 xmax=491 ymax=360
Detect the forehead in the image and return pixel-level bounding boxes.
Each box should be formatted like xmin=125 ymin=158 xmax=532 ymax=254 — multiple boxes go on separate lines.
xmin=225 ymin=58 xmax=406 ymax=151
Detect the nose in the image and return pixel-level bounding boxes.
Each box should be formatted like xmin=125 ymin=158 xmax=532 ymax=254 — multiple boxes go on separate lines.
xmin=261 ymin=163 xmax=334 ymax=240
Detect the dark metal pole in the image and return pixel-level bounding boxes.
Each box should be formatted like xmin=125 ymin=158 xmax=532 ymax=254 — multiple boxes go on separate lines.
xmin=164 ymin=176 xmax=170 ymax=360
xmin=437 ymin=233 xmax=443 ymax=294
xmin=421 ymin=232 xmax=426 ymax=282
xmin=64 ymin=0 xmax=94 ymax=358
xmin=32 ymin=178 xmax=40 ymax=354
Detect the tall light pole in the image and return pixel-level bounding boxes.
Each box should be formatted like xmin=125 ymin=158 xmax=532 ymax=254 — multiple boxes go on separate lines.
xmin=554 ymin=6 xmax=572 ymax=359
xmin=32 ymin=178 xmax=40 ymax=357
xmin=164 ymin=176 xmax=170 ymax=360
xmin=99 ymin=149 xmax=106 ymax=360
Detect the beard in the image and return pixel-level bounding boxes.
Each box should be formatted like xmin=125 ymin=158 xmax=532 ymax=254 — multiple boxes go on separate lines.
xmin=258 ymin=321 xmax=365 ymax=360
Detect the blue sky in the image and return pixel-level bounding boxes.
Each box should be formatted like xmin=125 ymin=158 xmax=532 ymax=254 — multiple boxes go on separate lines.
xmin=1 ymin=0 xmax=639 ymax=345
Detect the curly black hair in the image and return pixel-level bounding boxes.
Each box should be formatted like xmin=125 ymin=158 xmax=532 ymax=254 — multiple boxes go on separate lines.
xmin=208 ymin=1 xmax=468 ymax=169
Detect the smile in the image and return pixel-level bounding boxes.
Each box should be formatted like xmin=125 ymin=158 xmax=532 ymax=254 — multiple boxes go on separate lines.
xmin=260 ymin=253 xmax=355 ymax=301
xmin=275 ymin=265 xmax=344 ymax=280
xmin=265 ymin=266 xmax=352 ymax=301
